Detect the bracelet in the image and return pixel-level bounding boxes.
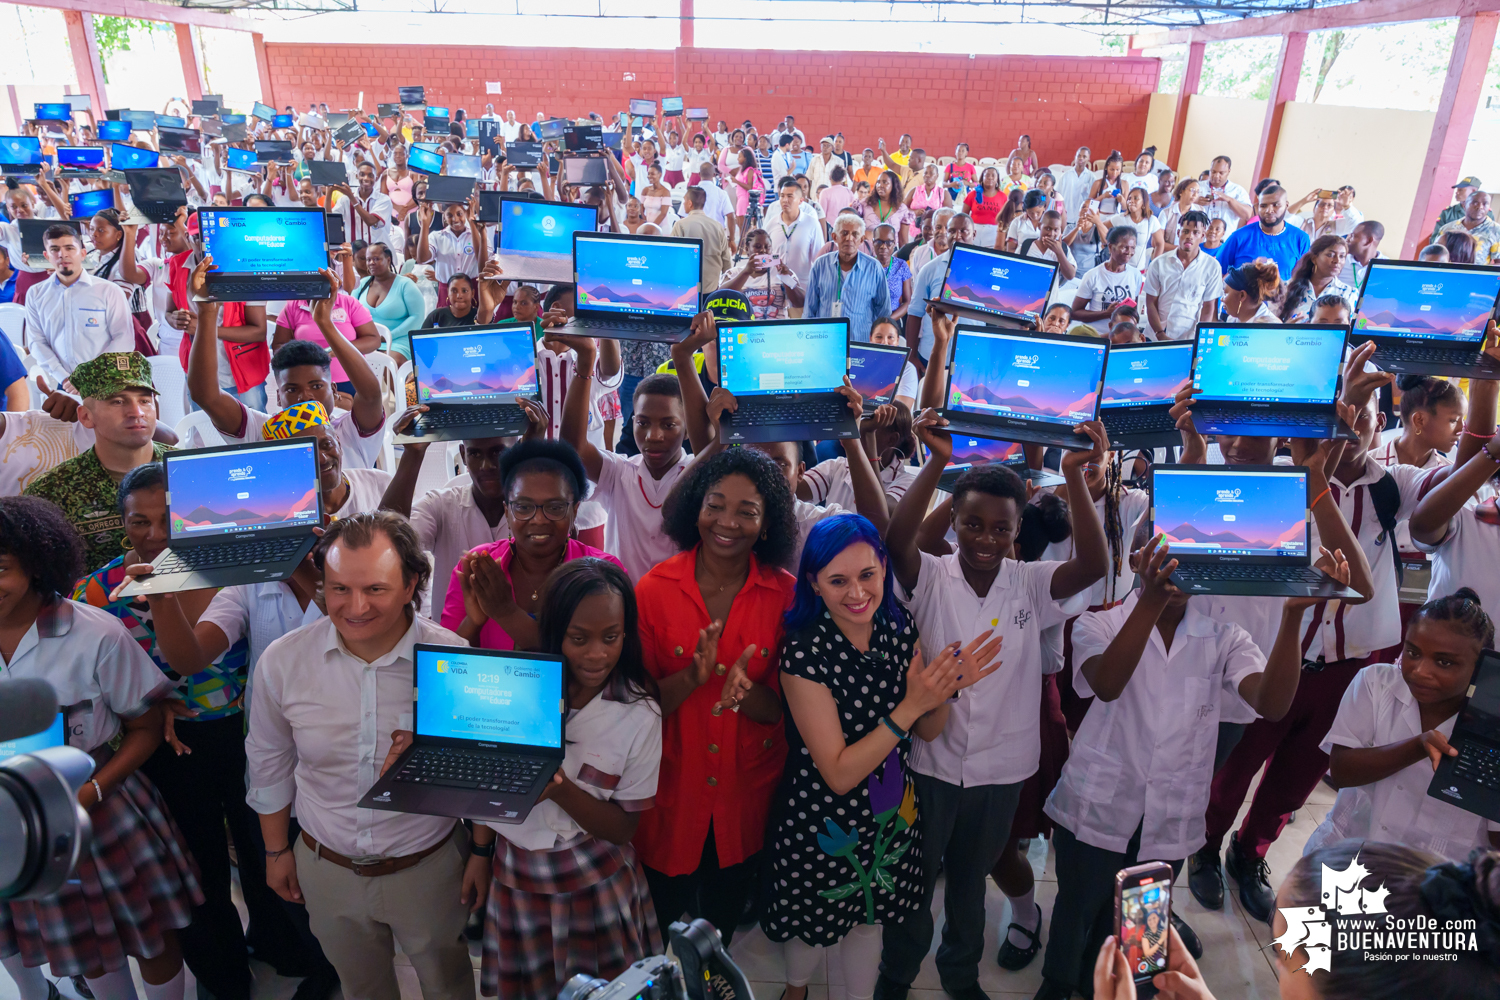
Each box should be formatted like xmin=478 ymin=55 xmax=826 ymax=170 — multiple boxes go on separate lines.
xmin=1310 ymin=486 xmax=1332 ymax=510
xmin=90 ymin=779 xmax=103 ymax=803
xmin=879 ymin=715 xmax=911 ymax=741
xmin=264 ymin=845 xmax=292 ymax=859
xmin=1484 ymin=444 xmax=1500 ymax=466
xmin=1464 ymin=427 xmax=1496 ymax=440
xmin=468 ymin=839 xmax=496 ymax=858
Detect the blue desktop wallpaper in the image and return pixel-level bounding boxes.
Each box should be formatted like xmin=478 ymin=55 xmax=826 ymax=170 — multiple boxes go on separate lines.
xmin=0 ymin=136 xmax=43 ymax=165
xmin=96 ymin=121 xmax=131 ymax=141
xmin=226 ymin=148 xmax=258 ymax=173
xmin=110 ymin=143 xmax=160 ymax=170
xmin=947 ymin=330 xmax=1105 ymax=424
xmin=169 ymin=441 xmax=319 ymax=540
xmin=0 ymin=713 xmax=64 ymax=760
xmin=1355 ymin=263 xmax=1500 ymax=342
xmin=1102 ymin=343 xmax=1194 ymax=408
xmin=415 ymin=650 xmax=564 ymax=748
xmin=201 ymin=210 xmax=328 ymax=273
xmin=940 ymin=246 xmax=1055 ymax=320
xmin=575 ymin=237 xmax=701 ymax=317
xmin=56 ymin=147 xmax=104 ymax=167
xmin=1193 ymin=326 xmax=1343 ymax=404
xmin=719 ymin=323 xmax=848 ymax=396
xmin=415 ymin=327 xmax=538 ymax=400
xmin=499 ymin=200 xmax=596 ymax=258
xmin=847 ymin=344 xmax=907 ymax=402
xmin=1153 ymin=469 xmax=1307 ymax=556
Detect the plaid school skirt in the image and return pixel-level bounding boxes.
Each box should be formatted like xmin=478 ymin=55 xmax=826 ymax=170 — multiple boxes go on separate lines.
xmin=480 ymin=836 xmax=662 ymax=999
xmin=0 ymin=771 xmax=203 ymax=976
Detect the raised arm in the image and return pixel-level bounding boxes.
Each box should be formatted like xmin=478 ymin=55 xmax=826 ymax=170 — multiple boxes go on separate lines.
xmin=187 ymin=258 xmax=253 ymax=435
xmin=887 ymin=408 xmax=952 ymax=592
xmin=1079 ymin=537 xmax=1175 ymax=701
xmin=671 ymin=312 xmax=718 ymax=454
xmin=835 ymin=380 xmax=890 ymax=535
xmin=1049 ymin=421 xmax=1109 ymax=599
xmin=310 ymin=269 xmax=383 ymax=434
xmin=555 ymin=333 xmax=606 ymax=480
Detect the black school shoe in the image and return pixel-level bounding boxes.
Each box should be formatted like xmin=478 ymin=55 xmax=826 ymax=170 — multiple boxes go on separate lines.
xmin=1031 ymin=978 xmax=1072 ymax=1000
xmin=873 ymin=972 xmax=910 ymax=1000
xmin=1224 ymin=832 xmax=1276 ymax=924
xmin=1170 ymin=911 xmax=1204 ymax=960
xmin=1187 ymin=844 xmax=1224 ymax=910
xmin=996 ymin=902 xmax=1044 ymax=970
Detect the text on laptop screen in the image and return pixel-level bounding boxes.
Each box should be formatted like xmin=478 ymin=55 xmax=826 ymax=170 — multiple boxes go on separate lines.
xmin=1101 ymin=343 xmax=1193 ymax=408
xmin=947 ymin=436 xmax=1024 ymax=469
xmin=940 ymin=245 xmax=1055 ymax=321
xmin=0 ymin=136 xmax=42 ymax=165
xmin=575 ymin=236 xmax=701 ymax=318
xmin=1153 ymin=468 xmax=1307 ymax=558
xmin=415 ymin=649 xmax=564 ymax=748
xmin=847 ymin=344 xmax=907 ymax=403
xmin=719 ymin=323 xmax=848 ymax=397
xmin=1193 ymin=326 xmax=1343 ymax=405
xmin=200 ymin=210 xmax=328 ymax=274
xmin=1354 ymin=263 xmax=1500 ymax=343
xmin=500 ymin=200 xmax=596 ymax=259
xmin=0 ymin=713 xmax=65 ymax=761
xmin=947 ymin=329 xmax=1106 ymax=426
xmin=414 ymin=326 xmax=539 ymax=403
xmin=168 ymin=441 xmax=320 ymax=541
xmin=56 ymin=146 xmax=104 ymax=168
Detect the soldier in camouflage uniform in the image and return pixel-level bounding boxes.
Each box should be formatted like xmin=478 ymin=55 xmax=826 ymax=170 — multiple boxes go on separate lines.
xmin=24 ymin=352 xmax=172 ymax=572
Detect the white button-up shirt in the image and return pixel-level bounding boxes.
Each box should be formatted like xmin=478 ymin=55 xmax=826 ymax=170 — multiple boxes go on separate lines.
xmin=340 ymin=190 xmax=395 ymax=249
xmin=901 ymin=553 xmax=1089 ymax=787
xmin=1142 ymin=248 xmax=1224 ymax=341
xmin=594 ymin=449 xmax=692 ymax=582
xmin=426 ymin=227 xmax=478 ymax=283
xmin=410 ymin=478 xmax=512 ymax=611
xmin=1046 ymin=593 xmax=1264 ymax=859
xmin=24 ymin=271 xmax=135 ymax=387
xmin=1190 ymin=594 xmax=1285 ymax=725
xmin=246 ymin=613 xmax=464 ymax=860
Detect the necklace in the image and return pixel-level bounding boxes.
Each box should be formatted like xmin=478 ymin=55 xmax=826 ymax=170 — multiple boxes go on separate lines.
xmin=527 ymin=548 xmax=569 ymax=603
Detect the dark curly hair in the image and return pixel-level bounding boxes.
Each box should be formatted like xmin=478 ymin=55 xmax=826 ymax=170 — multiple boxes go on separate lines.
xmin=538 ymin=558 xmax=658 ymax=706
xmin=117 ymin=462 xmax=165 ymax=513
xmin=661 ymin=447 xmax=798 ymax=568
xmin=498 ymin=438 xmax=589 ymax=503
xmin=1413 ymin=586 xmax=1496 ymax=651
xmin=0 ymin=496 xmax=85 ymax=600
xmin=951 ymin=462 xmax=1027 ymax=510
xmin=272 ymin=339 xmax=332 ymax=374
xmin=1016 ymin=492 xmax=1071 ymax=562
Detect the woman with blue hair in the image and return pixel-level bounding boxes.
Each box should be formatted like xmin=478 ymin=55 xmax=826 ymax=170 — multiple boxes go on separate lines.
xmin=759 ymin=513 xmax=1003 ymax=1000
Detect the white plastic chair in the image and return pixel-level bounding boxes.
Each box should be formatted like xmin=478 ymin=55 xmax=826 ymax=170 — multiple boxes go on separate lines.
xmin=977 ymin=156 xmax=998 ymax=168
xmin=175 ymin=410 xmax=226 ymax=450
xmin=395 ymin=359 xmax=413 ymax=405
xmin=146 ymin=354 xmax=190 ymax=431
xmin=0 ymin=302 xmax=26 ymax=357
xmin=410 ymin=442 xmax=464 ymax=506
xmin=374 ymin=322 xmax=393 ymax=353
xmin=24 ymin=358 xmax=44 ymax=409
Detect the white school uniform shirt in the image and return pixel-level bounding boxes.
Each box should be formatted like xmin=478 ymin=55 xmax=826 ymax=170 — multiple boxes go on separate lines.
xmin=594 ymin=449 xmax=692 ymax=582
xmin=1204 ymin=181 xmax=1251 ymax=231
xmin=1142 ymin=249 xmax=1223 ymax=341
xmin=804 ymin=455 xmax=917 ymax=511
xmin=1371 ymin=437 xmax=1450 ymax=557
xmin=0 ymin=410 xmax=94 ymax=496
xmin=24 ymin=271 xmax=136 ymax=388
xmin=426 ymin=227 xmax=478 ymax=283
xmin=1043 ymin=488 xmax=1149 ymax=609
xmin=1309 ymin=663 xmax=1496 ymax=861
xmin=0 ymin=599 xmax=174 ymax=754
xmin=197 ymin=404 xmax=387 ymax=472
xmin=794 ymin=497 xmax=848 ymax=570
xmin=200 ymin=581 xmax=316 ymax=690
xmin=900 ymin=554 xmax=1090 ymax=786
xmin=487 ymin=691 xmax=662 ymax=852
xmin=246 ymin=614 xmax=463 ymax=859
xmin=1045 ymin=593 xmax=1265 ymax=858
xmin=343 ymin=190 xmax=395 ymax=248
xmin=410 ymin=478 xmax=512 ymax=613
xmin=534 ymin=344 xmax=625 ymax=453
xmin=1414 ymin=502 xmax=1500 ymax=611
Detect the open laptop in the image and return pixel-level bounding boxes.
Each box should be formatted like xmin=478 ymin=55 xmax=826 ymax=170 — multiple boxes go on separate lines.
xmin=1189 ymin=323 xmax=1353 ymax=440
xmin=198 ymin=206 xmax=331 ymax=301
xmin=934 ymin=436 xmax=1064 ymax=492
xmin=929 ymin=243 xmax=1058 ymax=329
xmin=394 ymin=323 xmax=540 ymax=445
xmin=115 ymin=439 xmax=322 ymax=599
xmin=494 ymin=195 xmax=597 ymax=284
xmin=69 ymin=189 xmax=115 ymax=221
xmin=715 ymin=318 xmax=857 ymax=443
xmin=422 ymin=175 xmax=476 ymax=205
xmin=0 ymin=136 xmax=43 ymax=175
xmin=358 ymin=644 xmax=566 ymax=825
xmin=939 ymin=324 xmax=1108 ymax=450
xmin=566 ymin=231 xmax=702 ymax=342
xmin=1354 ymin=258 xmax=1500 ymax=379
xmin=111 ymin=142 xmax=160 ymax=171
xmin=1429 ymin=649 xmax=1500 ymax=822
xmin=1148 ymin=464 xmax=1361 ymax=597
xmin=307 ymin=159 xmax=347 ymax=187
xmin=54 ymin=145 xmax=105 ymax=178
xmin=848 ymin=341 xmax=909 ymax=414
xmin=157 ymin=126 xmax=202 ymax=156
xmin=18 ymin=218 xmax=82 ymax=268
xmin=1099 ymin=340 xmax=1195 ymax=450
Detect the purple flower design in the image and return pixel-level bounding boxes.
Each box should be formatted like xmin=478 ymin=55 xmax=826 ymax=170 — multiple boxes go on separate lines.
xmin=867 ymin=748 xmax=904 ymax=820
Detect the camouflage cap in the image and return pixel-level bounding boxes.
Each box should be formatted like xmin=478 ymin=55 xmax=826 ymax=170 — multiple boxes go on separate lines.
xmin=71 ymin=352 xmax=157 ymax=400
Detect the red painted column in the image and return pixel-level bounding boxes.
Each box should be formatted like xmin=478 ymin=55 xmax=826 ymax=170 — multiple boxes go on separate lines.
xmin=253 ymin=32 xmax=275 ymax=108
xmin=1403 ymin=11 xmax=1499 ymax=256
xmin=1167 ymin=40 xmax=1204 ymax=170
xmin=63 ymin=9 xmax=108 ymax=115
xmin=1252 ymin=31 xmax=1306 ymax=183
xmin=679 ymin=0 xmax=693 ymax=49
xmin=175 ymin=23 xmax=203 ymax=102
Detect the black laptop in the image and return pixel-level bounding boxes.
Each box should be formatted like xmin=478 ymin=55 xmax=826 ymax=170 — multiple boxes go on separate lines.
xmin=939 ymin=324 xmax=1109 ymax=451
xmin=934 ymin=436 xmax=1064 ymax=492
xmin=422 ymin=175 xmax=477 ymax=206
xmin=1189 ymin=323 xmax=1354 ymax=440
xmin=565 ymin=231 xmax=703 ymax=343
xmin=307 ymin=159 xmax=348 ymax=187
xmin=1148 ymin=464 xmax=1362 ymax=597
xmin=848 ymin=341 xmax=910 ymax=414
xmin=716 ymin=318 xmax=858 ymax=443
xmin=927 ymin=243 xmax=1058 ymax=329
xmin=123 ymin=168 xmax=188 ymax=224
xmin=1100 ymin=340 xmax=1195 ymax=450
xmin=1354 ymin=258 xmax=1500 ymax=379
xmin=116 ymin=439 xmax=322 ymax=599
xmin=18 ymin=218 xmax=81 ymax=268
xmin=359 ymin=644 xmax=566 ymax=825
xmin=1429 ymin=649 xmax=1500 ymax=822
xmin=394 ymin=323 xmax=540 ymax=444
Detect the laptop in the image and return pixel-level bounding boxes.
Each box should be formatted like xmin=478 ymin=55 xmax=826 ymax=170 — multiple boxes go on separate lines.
xmin=1190 ymin=323 xmax=1354 ymax=440
xmin=422 ymin=175 xmax=476 ymax=205
xmin=929 ymin=243 xmax=1058 ymax=329
xmin=157 ymin=114 xmax=186 ymax=129
xmin=69 ymin=189 xmax=115 ymax=220
xmin=847 ymin=341 xmax=910 ymax=413
xmin=562 ymin=156 xmax=608 ymax=187
xmin=225 ymin=147 xmax=260 ymax=174
xmin=157 ymin=126 xmax=202 ymax=156
xmin=18 ymin=218 xmax=82 ymax=267
xmin=446 ymin=153 xmax=482 ymax=179
xmin=394 ymin=323 xmax=540 ymax=445
xmin=504 ymin=141 xmax=543 ymax=169
xmin=398 ymin=86 xmax=425 ymax=107
xmin=1354 ymin=258 xmax=1500 ymax=379
xmin=123 ymin=168 xmax=187 ymax=225
xmin=190 ymin=98 xmax=221 ymax=117
xmin=54 ymin=145 xmax=105 ymax=178
xmin=358 ymin=644 xmax=566 ymax=825
xmin=115 ymin=439 xmax=323 ymax=599
xmin=1429 ymin=649 xmax=1500 ymax=822
xmin=566 ymin=231 xmax=702 ymax=342
xmin=424 ymin=107 xmax=451 ymax=133
xmin=0 ymin=135 xmax=43 ymax=174
xmin=564 ymin=123 xmax=603 ymax=152
xmin=96 ymin=120 xmax=131 ymax=142
xmin=939 ymin=324 xmax=1109 ymax=450
xmin=407 ymin=146 xmax=444 ymax=175
xmin=1099 ymin=340 xmax=1195 ymax=450
xmin=1148 ymin=464 xmax=1362 ymax=597
xmin=494 ymin=196 xmax=596 ymax=284
xmin=332 ymin=119 xmax=364 ymax=149
xmin=307 ymin=159 xmax=347 ymax=187
xmin=251 ymin=101 xmax=278 ymax=122
xmin=197 ymin=206 xmax=331 ymax=301
xmin=32 ymin=103 xmax=72 ymax=122
xmin=715 ymin=318 xmax=857 ymax=443
xmin=110 ymin=142 xmax=160 ymax=171
xmin=121 ymin=110 xmax=157 ymax=131
xmin=934 ymin=436 xmax=1064 ymax=492
xmin=254 ymin=140 xmax=293 ymax=164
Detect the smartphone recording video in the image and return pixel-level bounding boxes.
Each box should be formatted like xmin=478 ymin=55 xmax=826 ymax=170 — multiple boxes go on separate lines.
xmin=1116 ymin=862 xmax=1173 ymax=992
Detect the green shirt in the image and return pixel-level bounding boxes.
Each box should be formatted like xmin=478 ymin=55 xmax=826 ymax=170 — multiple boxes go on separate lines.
xmin=23 ymin=443 xmax=173 ymax=574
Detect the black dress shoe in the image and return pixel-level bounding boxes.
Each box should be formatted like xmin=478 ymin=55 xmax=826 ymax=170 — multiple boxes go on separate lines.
xmin=1170 ymin=911 xmax=1203 ymax=960
xmin=1187 ymin=844 xmax=1224 ymax=910
xmin=997 ymin=902 xmax=1044 ymax=971
xmin=1031 ymin=978 xmax=1073 ymax=1000
xmin=1224 ymin=831 xmax=1276 ymax=924
xmin=873 ymin=973 xmax=910 ymax=1000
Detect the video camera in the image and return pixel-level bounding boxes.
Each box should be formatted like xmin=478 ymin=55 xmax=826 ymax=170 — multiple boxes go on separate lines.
xmin=559 ymin=919 xmax=753 ymax=1000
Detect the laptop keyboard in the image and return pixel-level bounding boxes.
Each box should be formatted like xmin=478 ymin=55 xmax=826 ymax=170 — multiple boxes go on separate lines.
xmin=416 ymin=404 xmax=523 ymax=430
xmin=155 ymin=536 xmax=305 ymax=575
xmin=209 ymin=281 xmax=328 ymax=299
xmin=393 ymin=747 xmax=545 ymax=793
xmin=1200 ymin=410 xmax=1331 ymax=428
xmin=1103 ymin=410 xmax=1176 ymax=433
xmin=568 ymin=317 xmax=683 ymax=339
xmin=731 ymin=400 xmax=848 ymax=427
xmin=1380 ymin=345 xmax=1491 ymax=367
xmin=1175 ymin=564 xmax=1326 ymax=583
xmin=1454 ymin=741 xmax=1500 ymax=790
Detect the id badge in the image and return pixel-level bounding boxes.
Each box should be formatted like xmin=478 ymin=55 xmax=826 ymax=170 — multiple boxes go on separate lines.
xmin=831 ymin=299 xmax=842 ymax=318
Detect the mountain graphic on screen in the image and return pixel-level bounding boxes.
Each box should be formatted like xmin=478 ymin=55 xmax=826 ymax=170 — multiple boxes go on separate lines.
xmin=956 ymin=385 xmax=1096 ymax=418
xmin=429 ymin=365 xmax=537 ymax=394
xmin=582 ymin=285 xmax=698 ymax=311
xmin=174 ymin=487 xmax=318 ymax=530
xmin=1361 ymin=309 xmax=1437 ymax=331
xmin=1160 ymin=520 xmax=1303 ymax=549
xmin=1104 ymin=386 xmax=1172 ymax=402
xmin=945 ymin=284 xmax=1046 ymax=317
xmin=952 ymin=444 xmax=1022 ymax=465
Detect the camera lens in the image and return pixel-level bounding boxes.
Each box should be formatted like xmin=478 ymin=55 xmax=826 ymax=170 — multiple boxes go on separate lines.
xmin=557 ymin=973 xmax=610 ymax=1000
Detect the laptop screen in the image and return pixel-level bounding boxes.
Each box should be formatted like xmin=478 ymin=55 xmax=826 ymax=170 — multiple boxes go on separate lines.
xmin=70 ymin=189 xmax=115 ymax=219
xmin=946 ymin=328 xmax=1107 ymax=427
xmin=847 ymin=343 xmax=908 ymax=405
xmin=718 ymin=321 xmax=848 ymax=397
xmin=946 ymin=435 xmax=1024 ymax=472
xmin=97 ymin=120 xmax=131 ymax=142
xmin=1355 ymin=261 xmax=1500 ymax=344
xmin=414 ymin=647 xmax=564 ymax=749
xmin=407 ymin=146 xmax=444 ymax=175
xmin=413 ymin=325 xmax=538 ymax=404
xmin=111 ymin=143 xmax=159 ymax=170
xmin=1193 ymin=325 xmax=1344 ymax=405
xmin=446 ymin=154 xmax=483 ymax=179
xmin=499 ymin=199 xmax=596 ymax=260
xmin=0 ymin=136 xmax=43 ymax=165
xmin=199 ymin=209 xmax=328 ymax=275
xmin=226 ymin=147 xmax=258 ymax=173
xmin=574 ymin=235 xmax=701 ymax=319
xmin=166 ymin=440 xmax=321 ymax=541
xmin=1152 ymin=467 xmax=1308 ymax=560
xmin=1101 ymin=342 xmax=1194 ymax=409
xmin=0 ymin=712 xmax=65 ymax=761
xmin=56 ymin=146 xmax=104 ymax=168
xmin=34 ymin=103 xmax=72 ymax=122
xmin=940 ymin=245 xmax=1056 ymax=323
xmin=1458 ymin=652 xmax=1500 ymax=728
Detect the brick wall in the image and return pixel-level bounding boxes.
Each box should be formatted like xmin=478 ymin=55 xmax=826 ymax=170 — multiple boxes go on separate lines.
xmin=263 ymin=44 xmax=1158 ymax=163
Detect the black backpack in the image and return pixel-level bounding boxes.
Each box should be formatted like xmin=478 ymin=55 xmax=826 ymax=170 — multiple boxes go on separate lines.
xmin=1368 ymin=472 xmax=1403 ymax=586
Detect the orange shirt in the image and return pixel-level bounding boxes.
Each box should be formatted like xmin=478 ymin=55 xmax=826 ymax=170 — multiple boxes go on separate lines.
xmin=854 ymin=164 xmax=884 ymax=189
xmin=632 ymin=547 xmax=796 ymax=875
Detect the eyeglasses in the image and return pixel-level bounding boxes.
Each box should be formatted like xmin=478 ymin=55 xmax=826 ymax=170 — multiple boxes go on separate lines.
xmin=507 ymin=499 xmax=574 ymax=521
xmin=873 ymin=238 xmax=897 ymax=246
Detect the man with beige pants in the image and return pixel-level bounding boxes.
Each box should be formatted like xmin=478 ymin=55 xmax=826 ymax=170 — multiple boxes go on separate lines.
xmin=671 ymin=185 xmax=733 ymax=292
xmin=247 ymin=512 xmax=489 ymax=1000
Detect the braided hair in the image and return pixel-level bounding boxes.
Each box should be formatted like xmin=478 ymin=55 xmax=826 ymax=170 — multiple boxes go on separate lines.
xmin=1102 ymin=451 xmax=1128 ymax=602
xmin=1413 ymin=587 xmax=1496 ymax=651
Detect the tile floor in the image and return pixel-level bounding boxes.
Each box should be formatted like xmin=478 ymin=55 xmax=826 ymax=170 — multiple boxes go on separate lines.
xmin=2 ymin=773 xmax=1329 ymax=1000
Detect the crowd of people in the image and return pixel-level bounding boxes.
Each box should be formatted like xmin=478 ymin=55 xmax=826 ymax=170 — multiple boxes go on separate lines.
xmin=2 ymin=94 xmax=1500 ymax=1000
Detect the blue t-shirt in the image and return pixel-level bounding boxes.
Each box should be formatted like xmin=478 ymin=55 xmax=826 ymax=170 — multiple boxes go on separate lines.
xmin=1217 ymin=222 xmax=1310 ymax=281
xmin=0 ymin=330 xmax=26 ymax=390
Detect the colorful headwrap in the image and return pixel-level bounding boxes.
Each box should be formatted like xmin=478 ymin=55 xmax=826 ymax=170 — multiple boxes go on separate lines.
xmin=262 ymin=399 xmax=329 ymax=440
